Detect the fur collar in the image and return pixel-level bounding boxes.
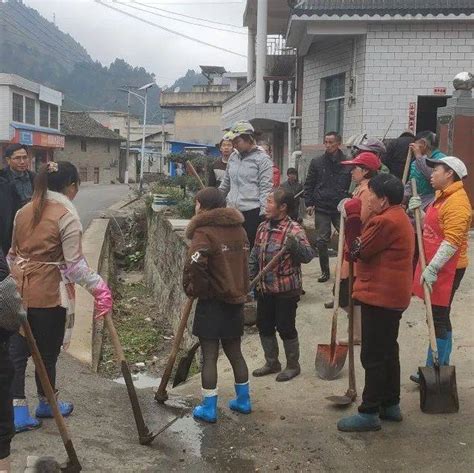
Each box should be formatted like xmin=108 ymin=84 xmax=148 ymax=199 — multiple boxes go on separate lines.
xmin=46 ymin=190 xmax=83 ymax=232
xmin=186 ymin=207 xmax=244 ymax=239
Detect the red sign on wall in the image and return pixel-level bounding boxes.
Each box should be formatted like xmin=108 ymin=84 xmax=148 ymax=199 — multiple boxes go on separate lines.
xmin=13 ymin=129 xmax=65 ymax=148
xmin=408 ymin=102 xmax=417 ymax=132
xmin=434 ymin=87 xmax=447 ymax=96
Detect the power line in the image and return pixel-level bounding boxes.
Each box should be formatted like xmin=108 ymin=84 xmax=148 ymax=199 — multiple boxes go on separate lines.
xmin=95 ymin=1 xmax=246 ymax=57
xmin=136 ymin=1 xmax=243 ymax=4
xmin=130 ymin=1 xmax=244 ymax=29
xmin=115 ymin=0 xmax=245 ymax=35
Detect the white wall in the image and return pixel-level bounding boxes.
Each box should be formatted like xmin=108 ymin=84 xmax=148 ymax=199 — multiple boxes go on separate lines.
xmin=362 ymin=21 xmax=474 ymax=138
xmin=301 ymin=21 xmax=474 ymax=148
xmin=0 ymin=85 xmax=11 ymax=140
xmin=302 ymin=35 xmax=366 ymax=146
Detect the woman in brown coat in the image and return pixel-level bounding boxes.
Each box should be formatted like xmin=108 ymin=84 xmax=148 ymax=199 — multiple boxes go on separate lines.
xmin=337 ymin=174 xmax=414 ymax=432
xmin=183 ymin=187 xmax=250 ymax=423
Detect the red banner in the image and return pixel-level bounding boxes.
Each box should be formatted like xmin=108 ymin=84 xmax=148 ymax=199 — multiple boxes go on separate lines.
xmin=13 ymin=129 xmax=65 ymax=148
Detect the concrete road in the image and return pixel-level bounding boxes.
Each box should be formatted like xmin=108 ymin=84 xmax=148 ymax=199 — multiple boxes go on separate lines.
xmin=74 ymin=183 xmax=131 ymax=229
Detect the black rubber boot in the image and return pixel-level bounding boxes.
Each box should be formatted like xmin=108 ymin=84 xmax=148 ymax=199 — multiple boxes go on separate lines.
xmin=252 ymin=335 xmax=282 ymax=377
xmin=318 ymin=245 xmax=330 ymax=282
xmin=276 ymin=338 xmax=301 ymax=382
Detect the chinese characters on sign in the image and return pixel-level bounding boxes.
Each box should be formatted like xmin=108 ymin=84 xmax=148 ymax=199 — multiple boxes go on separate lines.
xmin=434 ymin=87 xmax=447 ymax=96
xmin=408 ymin=102 xmax=417 ymax=132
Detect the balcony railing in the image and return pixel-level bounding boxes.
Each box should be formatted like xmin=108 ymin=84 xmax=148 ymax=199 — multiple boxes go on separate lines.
xmin=264 ymin=76 xmax=295 ymax=104
xmin=267 ymin=34 xmax=296 ymax=56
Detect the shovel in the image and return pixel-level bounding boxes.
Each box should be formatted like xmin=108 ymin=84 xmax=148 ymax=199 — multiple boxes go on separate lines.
xmin=21 ymin=320 xmax=82 ymax=472
xmin=412 ymin=179 xmax=459 ymax=414
xmin=326 ymin=260 xmax=357 ymax=405
xmin=315 ymin=213 xmax=348 ymax=380
xmin=103 ymin=312 xmax=164 ymax=445
xmin=168 ymin=246 xmax=289 ymax=390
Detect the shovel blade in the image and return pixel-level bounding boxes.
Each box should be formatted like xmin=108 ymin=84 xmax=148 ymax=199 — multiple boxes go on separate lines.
xmin=419 ymin=364 xmax=459 ymax=414
xmin=315 ymin=344 xmax=348 ymax=380
xmin=326 ymin=395 xmax=353 ymax=406
xmin=173 ymin=342 xmax=200 ymax=388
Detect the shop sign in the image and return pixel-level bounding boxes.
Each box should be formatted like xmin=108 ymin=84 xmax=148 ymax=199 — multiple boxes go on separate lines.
xmin=19 ymin=131 xmax=34 ymax=145
xmin=13 ymin=129 xmax=65 ymax=148
xmin=434 ymin=87 xmax=447 ymax=96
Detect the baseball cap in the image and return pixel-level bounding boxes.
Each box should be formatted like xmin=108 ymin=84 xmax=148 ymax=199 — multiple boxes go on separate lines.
xmin=341 ymin=152 xmax=381 ymax=171
xmin=426 ymin=156 xmax=468 ymax=179
xmin=229 ymin=120 xmax=255 ymax=138
xmin=354 ymin=138 xmax=386 ymax=155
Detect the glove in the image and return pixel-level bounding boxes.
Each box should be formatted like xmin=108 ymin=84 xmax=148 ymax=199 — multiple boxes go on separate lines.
xmin=408 ymin=196 xmax=422 ymax=212
xmin=337 ymin=198 xmax=350 ymax=216
xmin=284 ymin=234 xmax=299 ymax=255
xmin=344 ymin=198 xmax=362 ymax=218
xmin=420 ymin=240 xmax=458 ymax=291
xmin=92 ymin=280 xmax=113 ymax=319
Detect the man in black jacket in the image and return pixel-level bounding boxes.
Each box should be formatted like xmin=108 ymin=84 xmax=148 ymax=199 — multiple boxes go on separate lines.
xmin=0 ymin=144 xmax=35 ymax=209
xmin=381 ymin=131 xmax=415 ymax=180
xmin=304 ymin=132 xmax=351 ymax=282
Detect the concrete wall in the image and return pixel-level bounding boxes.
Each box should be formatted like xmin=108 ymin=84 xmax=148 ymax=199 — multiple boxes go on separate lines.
xmin=144 ymin=213 xmax=195 ymax=349
xmin=173 ymin=107 xmax=224 ymax=145
xmin=301 ymin=21 xmax=474 ymax=153
xmin=56 ymin=137 xmax=120 ymax=184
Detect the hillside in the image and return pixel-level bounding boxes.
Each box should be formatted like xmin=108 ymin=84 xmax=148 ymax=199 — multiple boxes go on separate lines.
xmin=0 ymin=0 xmax=206 ymax=123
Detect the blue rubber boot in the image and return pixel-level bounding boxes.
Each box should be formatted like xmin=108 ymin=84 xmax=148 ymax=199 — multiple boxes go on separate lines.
xmin=229 ymin=382 xmax=252 ymax=414
xmin=193 ymin=389 xmax=218 ymax=423
xmin=13 ymin=399 xmax=42 ymax=433
xmin=35 ymin=395 xmax=74 ymax=418
xmin=410 ymin=338 xmax=448 ymax=384
xmin=379 ymin=404 xmax=403 ymax=422
xmin=443 ymin=332 xmax=453 ymax=365
xmin=337 ymin=412 xmax=381 ymax=432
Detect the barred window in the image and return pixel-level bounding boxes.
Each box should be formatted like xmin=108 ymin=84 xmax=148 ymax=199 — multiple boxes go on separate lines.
xmin=13 ymin=93 xmax=23 ymax=122
xmin=324 ymin=74 xmax=345 ymax=136
xmin=25 ymin=97 xmax=35 ymax=125
xmin=40 ymin=101 xmax=49 ymax=127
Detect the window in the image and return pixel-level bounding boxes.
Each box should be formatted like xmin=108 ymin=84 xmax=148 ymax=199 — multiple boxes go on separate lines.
xmin=50 ymin=105 xmax=59 ymax=129
xmin=113 ymin=128 xmax=120 ymax=134
xmin=81 ymin=139 xmax=87 ymax=152
xmin=79 ymin=167 xmax=88 ymax=182
xmin=107 ymin=141 xmax=111 ymax=153
xmin=324 ymin=74 xmax=345 ymax=136
xmin=25 ymin=97 xmax=35 ymax=125
xmin=40 ymin=101 xmax=49 ymax=127
xmin=12 ymin=93 xmax=23 ymax=122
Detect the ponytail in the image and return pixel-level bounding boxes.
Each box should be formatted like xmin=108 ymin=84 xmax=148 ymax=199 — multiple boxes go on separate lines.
xmin=31 ymin=161 xmax=80 ymax=227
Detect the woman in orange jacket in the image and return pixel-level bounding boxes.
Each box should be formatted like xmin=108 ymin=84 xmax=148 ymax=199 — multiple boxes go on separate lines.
xmin=409 ymin=156 xmax=471 ymax=382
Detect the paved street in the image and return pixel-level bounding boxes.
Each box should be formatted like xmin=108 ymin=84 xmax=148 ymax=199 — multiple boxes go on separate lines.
xmin=74 ymin=184 xmax=131 ymax=229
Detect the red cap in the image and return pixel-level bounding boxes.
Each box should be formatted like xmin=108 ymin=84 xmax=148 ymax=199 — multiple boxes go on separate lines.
xmin=341 ymin=152 xmax=381 ymax=171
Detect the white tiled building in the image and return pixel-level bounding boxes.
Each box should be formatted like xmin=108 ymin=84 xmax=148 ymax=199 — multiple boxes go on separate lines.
xmin=227 ymin=0 xmax=474 ymax=169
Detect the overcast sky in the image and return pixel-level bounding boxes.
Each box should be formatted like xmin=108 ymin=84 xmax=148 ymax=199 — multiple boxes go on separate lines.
xmin=24 ymin=0 xmax=248 ymax=86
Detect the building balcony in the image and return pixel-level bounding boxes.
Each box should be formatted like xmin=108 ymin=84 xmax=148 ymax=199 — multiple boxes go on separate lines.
xmin=221 ymin=75 xmax=295 ymax=129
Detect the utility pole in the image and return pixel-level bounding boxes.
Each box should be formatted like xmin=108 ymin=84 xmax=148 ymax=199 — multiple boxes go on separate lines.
xmin=139 ymin=90 xmax=148 ymax=193
xmin=161 ymin=112 xmax=165 ymax=174
xmin=124 ymin=91 xmax=131 ymax=184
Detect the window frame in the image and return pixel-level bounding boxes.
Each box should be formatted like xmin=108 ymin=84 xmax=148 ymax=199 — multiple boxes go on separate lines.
xmin=40 ymin=101 xmax=49 ymax=127
xmin=80 ymin=139 xmax=87 ymax=152
xmin=50 ymin=105 xmax=59 ymax=129
xmin=12 ymin=93 xmax=24 ymax=122
xmin=24 ymin=97 xmax=35 ymax=125
xmin=323 ymin=73 xmax=345 ymax=136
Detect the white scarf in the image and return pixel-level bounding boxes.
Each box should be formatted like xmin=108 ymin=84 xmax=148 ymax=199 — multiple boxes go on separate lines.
xmin=46 ymin=190 xmax=83 ymax=232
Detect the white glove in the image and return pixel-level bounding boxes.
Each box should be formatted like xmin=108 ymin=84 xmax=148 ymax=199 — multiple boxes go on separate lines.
xmin=408 ymin=196 xmax=422 ymax=212
xmin=420 ymin=240 xmax=457 ymax=290
xmin=337 ymin=198 xmax=350 ymax=217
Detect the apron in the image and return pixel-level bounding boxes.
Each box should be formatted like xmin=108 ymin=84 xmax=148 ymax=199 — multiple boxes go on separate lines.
xmin=15 ymin=257 xmax=76 ymax=349
xmin=413 ymin=202 xmax=460 ymax=307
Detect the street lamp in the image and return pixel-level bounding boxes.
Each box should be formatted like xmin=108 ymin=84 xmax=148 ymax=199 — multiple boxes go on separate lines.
xmin=118 ymin=82 xmax=155 ymax=193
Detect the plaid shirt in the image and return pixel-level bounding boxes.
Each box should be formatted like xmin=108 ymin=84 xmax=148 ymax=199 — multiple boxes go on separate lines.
xmin=249 ymin=216 xmax=314 ymax=294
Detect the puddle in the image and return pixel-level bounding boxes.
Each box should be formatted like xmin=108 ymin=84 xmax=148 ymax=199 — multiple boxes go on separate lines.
xmin=113 ymin=372 xmax=161 ymax=389
xmin=169 ymin=415 xmax=204 ymax=457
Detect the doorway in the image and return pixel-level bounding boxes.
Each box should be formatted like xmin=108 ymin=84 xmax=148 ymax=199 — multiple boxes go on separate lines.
xmin=94 ymin=167 xmax=100 ymax=184
xmin=416 ymin=95 xmax=450 ymax=134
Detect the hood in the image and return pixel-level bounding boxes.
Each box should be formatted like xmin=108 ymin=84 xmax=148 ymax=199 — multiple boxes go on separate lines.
xmin=186 ymin=207 xmax=244 ymax=239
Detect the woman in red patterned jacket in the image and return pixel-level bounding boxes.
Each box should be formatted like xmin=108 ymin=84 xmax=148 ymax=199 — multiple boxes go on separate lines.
xmin=250 ymin=188 xmax=314 ymax=382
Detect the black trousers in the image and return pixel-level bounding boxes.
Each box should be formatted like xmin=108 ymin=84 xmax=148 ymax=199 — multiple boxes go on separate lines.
xmin=256 ymin=294 xmax=299 ymax=340
xmin=242 ymin=208 xmax=262 ymax=249
xmin=9 ymin=307 xmax=66 ymax=399
xmin=359 ymin=303 xmax=402 ymax=414
xmin=432 ymin=268 xmax=466 ymax=339
xmin=314 ymin=211 xmax=340 ymax=273
xmin=0 ymin=340 xmax=14 ymax=459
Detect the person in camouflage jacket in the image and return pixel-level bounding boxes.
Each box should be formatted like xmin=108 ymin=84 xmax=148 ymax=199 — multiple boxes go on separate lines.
xmin=250 ymin=188 xmax=314 ymax=382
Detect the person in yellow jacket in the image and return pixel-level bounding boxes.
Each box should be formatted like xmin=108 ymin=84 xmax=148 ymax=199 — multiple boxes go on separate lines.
xmin=409 ymin=156 xmax=471 ymax=382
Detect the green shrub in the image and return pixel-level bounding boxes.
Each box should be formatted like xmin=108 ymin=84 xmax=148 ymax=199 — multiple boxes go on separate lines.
xmin=176 ymin=198 xmax=195 ymax=219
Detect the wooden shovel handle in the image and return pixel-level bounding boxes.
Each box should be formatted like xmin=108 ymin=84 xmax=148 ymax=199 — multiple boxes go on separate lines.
xmin=347 ymin=260 xmax=356 ymax=393
xmin=156 ymin=297 xmax=195 ymax=400
xmin=402 ymin=148 xmax=412 ymax=186
xmin=250 ymin=246 xmax=287 ymax=291
xmin=330 ymin=213 xmax=346 ymax=346
xmin=411 ymin=179 xmax=439 ymax=364
xmin=186 ymin=161 xmax=205 ymax=190
xmin=103 ymin=312 xmax=126 ymax=363
xmin=22 ymin=320 xmax=81 ymax=468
